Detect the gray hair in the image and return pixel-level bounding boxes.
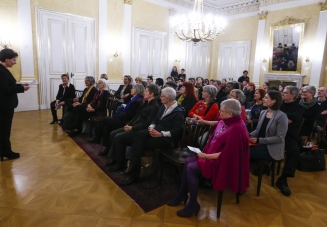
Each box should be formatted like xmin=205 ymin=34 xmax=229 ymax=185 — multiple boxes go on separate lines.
xmin=132 ymin=84 xmax=145 ymax=95
xmin=303 ymin=85 xmax=316 ymax=95
xmin=100 ymin=74 xmax=108 ymax=80
xmin=97 ymin=79 xmax=108 ymax=90
xmin=285 ymin=86 xmax=299 ymax=100
xmin=203 ymin=85 xmax=218 ymax=102
xmin=85 ymin=76 xmax=95 ymax=85
xmin=161 ymin=87 xmax=176 ymax=101
xmin=230 ymin=89 xmax=245 ymax=104
xmin=221 ymin=99 xmax=242 ymax=116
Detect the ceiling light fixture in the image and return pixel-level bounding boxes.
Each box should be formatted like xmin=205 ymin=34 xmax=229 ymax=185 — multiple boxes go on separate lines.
xmin=170 ymin=0 xmax=226 ymax=44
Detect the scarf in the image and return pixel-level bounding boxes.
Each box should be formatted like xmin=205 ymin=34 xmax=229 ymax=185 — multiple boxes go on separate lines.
xmin=299 ymin=97 xmax=317 ymax=109
xmin=82 ymin=85 xmax=94 ymax=104
xmin=89 ymin=90 xmax=104 ymax=108
xmin=177 ymin=95 xmax=184 ymax=105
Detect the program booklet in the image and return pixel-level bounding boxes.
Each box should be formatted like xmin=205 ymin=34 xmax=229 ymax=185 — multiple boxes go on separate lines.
xmin=187 ymin=146 xmax=201 ymax=154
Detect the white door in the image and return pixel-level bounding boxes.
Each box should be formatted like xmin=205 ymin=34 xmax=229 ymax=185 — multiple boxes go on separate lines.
xmin=133 ymin=27 xmax=167 ymax=81
xmin=37 ymin=8 xmax=95 ymax=109
xmin=185 ymin=42 xmax=210 ymax=79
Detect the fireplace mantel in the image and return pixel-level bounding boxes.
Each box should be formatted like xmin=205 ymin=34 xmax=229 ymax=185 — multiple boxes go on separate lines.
xmin=264 ymin=74 xmax=305 ymax=88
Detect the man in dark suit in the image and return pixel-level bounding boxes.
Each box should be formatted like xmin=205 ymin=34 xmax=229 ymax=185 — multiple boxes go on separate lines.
xmin=50 ymin=74 xmax=76 ymax=124
xmin=213 ymin=80 xmax=224 ymax=102
xmin=0 ymin=48 xmax=30 ymax=161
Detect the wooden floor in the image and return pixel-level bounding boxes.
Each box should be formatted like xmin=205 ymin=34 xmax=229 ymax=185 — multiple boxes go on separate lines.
xmin=0 ymin=110 xmax=327 ymax=227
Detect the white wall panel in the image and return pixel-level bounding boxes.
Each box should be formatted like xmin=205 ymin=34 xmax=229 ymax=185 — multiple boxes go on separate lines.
xmin=185 ymin=42 xmax=210 ymax=79
xmin=72 ymin=24 xmax=87 ymax=74
xmin=152 ymin=38 xmax=162 ymax=76
xmin=139 ymin=35 xmax=150 ymax=75
xmin=50 ymin=79 xmax=63 ymax=101
xmin=49 ymin=20 xmax=66 ymax=74
xmin=218 ymin=41 xmax=251 ymax=80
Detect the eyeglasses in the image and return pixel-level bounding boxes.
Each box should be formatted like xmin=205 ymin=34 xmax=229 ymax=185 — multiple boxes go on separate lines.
xmin=219 ymin=110 xmax=229 ymax=113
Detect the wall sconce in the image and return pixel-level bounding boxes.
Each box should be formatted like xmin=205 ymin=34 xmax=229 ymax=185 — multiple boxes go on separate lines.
xmin=175 ymin=58 xmax=181 ymax=63
xmin=262 ymin=58 xmax=267 ymax=63
xmin=305 ymin=57 xmax=310 ymax=62
xmin=0 ymin=40 xmax=11 ymax=49
xmin=113 ymin=51 xmax=119 ymax=57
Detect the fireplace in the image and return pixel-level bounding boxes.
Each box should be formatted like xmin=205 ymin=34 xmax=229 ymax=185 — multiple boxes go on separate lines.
xmin=264 ymin=73 xmax=305 ymax=88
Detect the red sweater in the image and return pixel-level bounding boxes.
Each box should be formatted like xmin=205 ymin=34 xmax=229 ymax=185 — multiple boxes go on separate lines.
xmin=188 ymin=100 xmax=219 ymax=120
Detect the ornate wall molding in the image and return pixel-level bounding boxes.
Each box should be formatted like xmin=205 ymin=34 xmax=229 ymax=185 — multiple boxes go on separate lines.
xmin=169 ymin=7 xmax=176 ymax=16
xmin=272 ymin=16 xmax=306 ymax=26
xmin=124 ymin=0 xmax=132 ymax=5
xmin=258 ymin=11 xmax=268 ymax=20
xmin=219 ymin=5 xmax=259 ymax=16
xmin=260 ymin=0 xmax=293 ymax=6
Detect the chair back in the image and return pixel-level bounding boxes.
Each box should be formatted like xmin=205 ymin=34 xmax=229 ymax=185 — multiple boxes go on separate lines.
xmin=75 ymin=90 xmax=84 ymax=98
xmin=107 ymin=97 xmax=120 ymax=117
xmin=180 ymin=119 xmax=212 ymax=149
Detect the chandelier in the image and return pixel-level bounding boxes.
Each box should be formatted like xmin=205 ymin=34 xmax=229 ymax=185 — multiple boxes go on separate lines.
xmin=170 ymin=0 xmax=226 ymax=43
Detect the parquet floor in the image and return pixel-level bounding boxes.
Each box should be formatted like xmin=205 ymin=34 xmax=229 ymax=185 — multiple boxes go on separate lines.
xmin=0 ymin=110 xmax=327 ymax=227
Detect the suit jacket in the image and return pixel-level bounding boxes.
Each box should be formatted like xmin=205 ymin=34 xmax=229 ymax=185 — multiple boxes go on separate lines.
xmin=78 ymin=86 xmax=98 ymax=104
xmin=119 ymin=95 xmax=144 ymax=122
xmin=0 ymin=64 xmax=25 ymax=109
xmin=92 ymin=90 xmax=110 ymax=114
xmin=128 ymin=99 xmax=159 ymax=131
xmin=55 ymin=83 xmax=76 ymax=102
xmin=114 ymin=84 xmax=133 ymax=104
xmin=250 ymin=110 xmax=288 ymax=160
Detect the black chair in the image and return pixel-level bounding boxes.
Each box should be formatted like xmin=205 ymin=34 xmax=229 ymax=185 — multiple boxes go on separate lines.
xmin=256 ymin=159 xmax=280 ymax=196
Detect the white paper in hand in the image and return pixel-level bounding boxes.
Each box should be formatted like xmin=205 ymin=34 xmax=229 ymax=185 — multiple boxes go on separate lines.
xmin=187 ymin=146 xmax=201 ymax=154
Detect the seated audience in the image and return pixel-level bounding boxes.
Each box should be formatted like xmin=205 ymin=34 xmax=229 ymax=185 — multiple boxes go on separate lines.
xmin=171 ymin=66 xmax=179 ymax=79
xmin=50 ymin=74 xmax=76 ymax=124
xmin=299 ymin=85 xmax=320 ymax=137
xmin=165 ymin=81 xmax=178 ymax=90
xmin=228 ymin=89 xmax=247 ymax=122
xmin=277 ymin=86 xmax=304 ymax=196
xmin=217 ymin=81 xmax=239 ymax=106
xmin=167 ymin=99 xmax=249 ymax=217
xmin=262 ymin=82 xmax=269 ymax=92
xmin=249 ymin=91 xmax=288 ymax=169
xmin=178 ymin=69 xmax=186 ymax=81
xmin=279 ymin=83 xmax=286 ymax=93
xmin=100 ymin=73 xmax=110 ymax=88
xmin=204 ymin=79 xmax=209 ymax=86
xmin=135 ymin=76 xmax=143 ymax=84
xmin=177 ymin=82 xmax=198 ymax=117
xmin=316 ymin=86 xmax=327 ymax=126
xmin=189 ymin=85 xmax=219 ymax=121
xmin=63 ymin=79 xmax=109 ymax=135
xmin=246 ymin=88 xmax=266 ymax=126
xmin=100 ymin=84 xmax=159 ymax=156
xmin=213 ymin=80 xmax=225 ymax=102
xmin=114 ymin=75 xmax=133 ymax=104
xmin=108 ymin=87 xmax=184 ymax=186
xmin=221 ymin=78 xmax=227 ymax=89
xmin=238 ymin=70 xmax=249 ymax=83
xmin=87 ymin=84 xmax=145 ymax=145
xmin=155 ymin=78 xmax=164 ymax=89
xmin=195 ymin=77 xmax=204 ymax=100
xmin=244 ymin=82 xmax=255 ymax=103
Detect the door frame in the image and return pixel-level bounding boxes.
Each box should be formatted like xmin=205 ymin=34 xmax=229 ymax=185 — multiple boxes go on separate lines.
xmin=36 ymin=7 xmax=95 ymax=109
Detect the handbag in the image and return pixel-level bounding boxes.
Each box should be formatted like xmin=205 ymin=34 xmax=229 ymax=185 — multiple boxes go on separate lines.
xmin=297 ymin=147 xmax=326 ymax=172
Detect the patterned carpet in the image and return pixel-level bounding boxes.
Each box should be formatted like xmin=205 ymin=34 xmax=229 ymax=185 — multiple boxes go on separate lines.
xmin=70 ymin=133 xmax=179 ymax=212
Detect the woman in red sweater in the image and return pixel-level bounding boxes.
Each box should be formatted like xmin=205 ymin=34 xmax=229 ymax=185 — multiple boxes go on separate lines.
xmin=188 ymin=85 xmax=219 ymax=120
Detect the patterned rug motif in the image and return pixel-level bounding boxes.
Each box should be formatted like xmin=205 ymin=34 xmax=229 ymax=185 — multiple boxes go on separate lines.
xmin=70 ymin=134 xmax=179 ymax=212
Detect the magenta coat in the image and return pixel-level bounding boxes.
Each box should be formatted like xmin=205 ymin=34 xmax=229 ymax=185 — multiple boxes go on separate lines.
xmin=196 ymin=115 xmax=250 ymax=192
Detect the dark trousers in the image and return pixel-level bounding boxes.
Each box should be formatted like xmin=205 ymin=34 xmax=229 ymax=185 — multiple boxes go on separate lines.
xmin=110 ymin=129 xmax=170 ymax=171
xmin=250 ymin=145 xmax=273 ymax=160
xmin=0 ymin=108 xmax=15 ymax=154
xmin=72 ymin=105 xmax=91 ymax=129
xmin=282 ymin=138 xmax=300 ymax=178
xmin=100 ymin=117 xmax=126 ymax=147
xmin=50 ymin=101 xmax=67 ymax=121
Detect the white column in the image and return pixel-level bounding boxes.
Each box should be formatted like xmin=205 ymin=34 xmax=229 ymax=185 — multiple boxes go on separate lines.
xmin=98 ymin=0 xmax=107 ymax=77
xmin=17 ymin=0 xmax=34 ymax=81
xmin=123 ymin=3 xmax=132 ymax=76
xmin=309 ymin=10 xmax=327 ymax=87
xmin=252 ymin=19 xmax=266 ymax=86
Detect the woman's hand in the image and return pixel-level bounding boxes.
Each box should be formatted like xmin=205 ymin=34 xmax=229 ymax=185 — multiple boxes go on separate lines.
xmin=148 ymin=128 xmax=162 ymax=137
xmin=59 ymin=101 xmax=65 ymax=105
xmin=249 ymin=138 xmax=258 ymax=144
xmin=247 ymin=119 xmax=252 ymax=124
xmin=198 ymin=152 xmax=206 ymax=159
xmin=124 ymin=125 xmax=132 ymax=131
xmin=194 ymin=115 xmax=205 ymax=124
xmin=73 ymin=98 xmax=79 ymax=102
xmin=72 ymin=102 xmax=81 ymax=107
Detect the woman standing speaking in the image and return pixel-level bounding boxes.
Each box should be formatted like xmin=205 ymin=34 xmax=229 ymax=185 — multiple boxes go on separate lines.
xmin=0 ymin=48 xmax=30 ymax=161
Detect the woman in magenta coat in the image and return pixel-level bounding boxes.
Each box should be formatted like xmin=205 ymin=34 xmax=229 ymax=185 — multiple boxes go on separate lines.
xmin=167 ymin=99 xmax=250 ymax=217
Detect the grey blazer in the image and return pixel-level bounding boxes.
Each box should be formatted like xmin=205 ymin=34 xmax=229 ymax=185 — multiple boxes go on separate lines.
xmin=250 ymin=109 xmax=288 ymax=160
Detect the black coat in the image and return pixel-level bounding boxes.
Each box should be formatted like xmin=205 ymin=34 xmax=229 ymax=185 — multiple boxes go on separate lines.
xmin=119 ymin=95 xmax=144 ymax=122
xmin=181 ymin=97 xmax=197 ymax=118
xmin=78 ymin=86 xmax=98 ymax=104
xmin=114 ymin=84 xmax=133 ymax=104
xmin=55 ymin=83 xmax=76 ymax=103
xmin=128 ymin=99 xmax=159 ymax=131
xmin=151 ymin=104 xmax=184 ymax=144
xmin=0 ymin=64 xmax=24 ymax=109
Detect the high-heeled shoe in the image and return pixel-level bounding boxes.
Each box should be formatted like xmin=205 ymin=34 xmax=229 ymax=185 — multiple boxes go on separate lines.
xmin=1 ymin=151 xmax=20 ymax=161
xmin=176 ymin=203 xmax=200 ymax=217
xmin=166 ymin=194 xmax=188 ymax=206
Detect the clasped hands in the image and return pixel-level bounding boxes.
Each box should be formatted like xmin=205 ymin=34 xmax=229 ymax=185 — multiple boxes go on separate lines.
xmin=148 ymin=127 xmax=162 ymax=137
xmin=86 ymin=104 xmax=95 ymax=112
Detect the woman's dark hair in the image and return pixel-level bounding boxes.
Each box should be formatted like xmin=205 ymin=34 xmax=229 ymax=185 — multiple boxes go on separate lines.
xmin=124 ymin=75 xmax=132 ymax=83
xmin=61 ymin=74 xmax=69 ymax=80
xmin=155 ymin=78 xmax=164 ymax=87
xmin=182 ymin=82 xmax=198 ymax=100
xmin=267 ymin=90 xmax=282 ymax=110
xmin=0 ymin=48 xmax=18 ymax=62
xmin=264 ymin=82 xmax=270 ymax=87
xmin=146 ymin=84 xmax=159 ymax=97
